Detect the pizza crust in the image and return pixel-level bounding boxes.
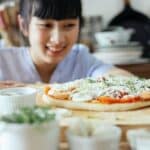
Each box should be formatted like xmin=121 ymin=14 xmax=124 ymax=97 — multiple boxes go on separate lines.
xmin=140 ymin=91 xmax=150 ymax=100
xmin=42 ymin=94 xmax=150 ymax=112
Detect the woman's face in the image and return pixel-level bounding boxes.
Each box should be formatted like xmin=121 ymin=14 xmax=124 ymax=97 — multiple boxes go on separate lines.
xmin=28 ymin=17 xmax=79 ymax=65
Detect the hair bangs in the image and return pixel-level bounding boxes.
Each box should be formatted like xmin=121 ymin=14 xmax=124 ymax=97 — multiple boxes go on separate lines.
xmin=32 ymin=0 xmax=82 ymax=20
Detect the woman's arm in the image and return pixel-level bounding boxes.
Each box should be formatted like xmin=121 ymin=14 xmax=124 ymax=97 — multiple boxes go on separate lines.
xmin=0 ymin=80 xmax=26 ymax=89
xmin=104 ymin=66 xmax=134 ymax=76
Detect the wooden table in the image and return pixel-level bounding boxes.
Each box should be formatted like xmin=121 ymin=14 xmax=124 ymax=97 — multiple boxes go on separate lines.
xmin=117 ymin=62 xmax=150 ymax=78
xmin=60 ymin=142 xmax=131 ymax=150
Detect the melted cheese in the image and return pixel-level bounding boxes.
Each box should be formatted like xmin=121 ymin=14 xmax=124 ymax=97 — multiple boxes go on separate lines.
xmin=48 ymin=76 xmax=150 ymax=102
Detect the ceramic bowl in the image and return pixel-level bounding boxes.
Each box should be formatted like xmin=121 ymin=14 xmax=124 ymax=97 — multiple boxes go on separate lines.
xmin=0 ymin=87 xmax=37 ymax=115
xmin=0 ymin=120 xmax=60 ymax=150
xmin=95 ymin=27 xmax=134 ymax=47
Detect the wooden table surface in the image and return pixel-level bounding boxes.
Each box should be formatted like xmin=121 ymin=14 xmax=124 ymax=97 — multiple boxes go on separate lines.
xmin=59 ymin=142 xmax=131 ymax=150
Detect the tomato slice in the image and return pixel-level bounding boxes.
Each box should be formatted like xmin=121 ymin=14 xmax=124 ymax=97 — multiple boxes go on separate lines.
xmin=91 ymin=96 xmax=141 ymax=104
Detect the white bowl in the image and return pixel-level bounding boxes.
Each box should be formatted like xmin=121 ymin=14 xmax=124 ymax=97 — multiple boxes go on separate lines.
xmin=95 ymin=28 xmax=134 ymax=47
xmin=136 ymin=137 xmax=150 ymax=150
xmin=127 ymin=129 xmax=150 ymax=150
xmin=0 ymin=121 xmax=60 ymax=150
xmin=93 ymin=46 xmax=143 ymax=64
xmin=0 ymin=87 xmax=37 ymax=115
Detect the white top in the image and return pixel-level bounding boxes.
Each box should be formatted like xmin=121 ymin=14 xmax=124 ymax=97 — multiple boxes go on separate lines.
xmin=0 ymin=44 xmax=113 ymax=83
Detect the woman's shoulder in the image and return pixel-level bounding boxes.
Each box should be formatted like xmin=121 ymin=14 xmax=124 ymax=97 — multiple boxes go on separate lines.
xmin=72 ymin=44 xmax=90 ymax=53
xmin=0 ymin=46 xmax=29 ymax=64
xmin=0 ymin=46 xmax=28 ymax=55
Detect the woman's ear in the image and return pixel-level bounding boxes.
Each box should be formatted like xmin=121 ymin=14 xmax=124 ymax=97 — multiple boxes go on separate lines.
xmin=18 ymin=14 xmax=29 ymax=37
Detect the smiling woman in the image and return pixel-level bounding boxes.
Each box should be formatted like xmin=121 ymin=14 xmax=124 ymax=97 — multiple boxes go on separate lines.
xmin=0 ymin=0 xmax=131 ymax=84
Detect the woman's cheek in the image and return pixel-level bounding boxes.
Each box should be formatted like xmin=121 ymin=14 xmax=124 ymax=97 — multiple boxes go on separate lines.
xmin=36 ymin=30 xmax=49 ymax=43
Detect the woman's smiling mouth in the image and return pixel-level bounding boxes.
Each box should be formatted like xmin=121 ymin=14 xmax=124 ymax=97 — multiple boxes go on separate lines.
xmin=46 ymin=46 xmax=65 ymax=56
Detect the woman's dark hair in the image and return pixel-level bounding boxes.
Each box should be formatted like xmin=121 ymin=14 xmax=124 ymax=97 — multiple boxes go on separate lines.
xmin=19 ymin=0 xmax=83 ymax=28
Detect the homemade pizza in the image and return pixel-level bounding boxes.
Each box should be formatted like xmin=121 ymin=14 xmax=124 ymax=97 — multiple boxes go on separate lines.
xmin=42 ymin=76 xmax=150 ymax=111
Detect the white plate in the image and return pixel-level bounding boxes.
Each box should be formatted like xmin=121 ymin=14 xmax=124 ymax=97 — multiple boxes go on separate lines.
xmin=96 ymin=44 xmax=142 ymax=52
xmin=98 ymin=41 xmax=140 ymax=48
xmin=93 ymin=52 xmax=149 ymax=64
xmin=93 ymin=50 xmax=142 ymax=60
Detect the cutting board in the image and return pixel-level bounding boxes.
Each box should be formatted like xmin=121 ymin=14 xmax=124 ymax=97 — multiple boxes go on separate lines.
xmin=68 ymin=107 xmax=150 ymax=125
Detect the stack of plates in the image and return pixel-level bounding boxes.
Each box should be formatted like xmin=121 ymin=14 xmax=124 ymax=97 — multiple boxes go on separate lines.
xmin=93 ymin=42 xmax=144 ymax=64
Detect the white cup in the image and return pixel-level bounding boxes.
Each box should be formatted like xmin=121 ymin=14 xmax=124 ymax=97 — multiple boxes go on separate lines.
xmin=0 ymin=87 xmax=37 ymax=115
xmin=136 ymin=136 xmax=150 ymax=150
xmin=127 ymin=129 xmax=150 ymax=150
xmin=0 ymin=120 xmax=60 ymax=150
xmin=66 ymin=119 xmax=121 ymax=150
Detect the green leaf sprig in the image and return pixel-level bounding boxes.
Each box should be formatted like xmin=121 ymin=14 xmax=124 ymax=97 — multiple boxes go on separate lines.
xmin=0 ymin=106 xmax=55 ymax=124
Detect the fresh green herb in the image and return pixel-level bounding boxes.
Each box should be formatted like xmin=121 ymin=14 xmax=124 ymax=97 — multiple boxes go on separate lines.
xmin=0 ymin=106 xmax=55 ymax=124
xmin=87 ymin=78 xmax=96 ymax=83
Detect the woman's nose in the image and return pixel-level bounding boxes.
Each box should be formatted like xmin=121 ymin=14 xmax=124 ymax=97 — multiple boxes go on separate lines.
xmin=49 ymin=27 xmax=65 ymax=45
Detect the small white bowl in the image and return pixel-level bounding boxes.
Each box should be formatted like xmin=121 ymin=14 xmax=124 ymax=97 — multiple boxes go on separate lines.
xmin=0 ymin=87 xmax=37 ymax=115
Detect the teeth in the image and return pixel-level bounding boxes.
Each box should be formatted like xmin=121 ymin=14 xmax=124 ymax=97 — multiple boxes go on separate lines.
xmin=47 ymin=46 xmax=63 ymax=52
xmin=49 ymin=48 xmax=61 ymax=52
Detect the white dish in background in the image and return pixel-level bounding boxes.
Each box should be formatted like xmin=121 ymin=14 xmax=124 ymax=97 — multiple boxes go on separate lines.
xmin=93 ymin=44 xmax=144 ymax=64
xmin=95 ymin=28 xmax=134 ymax=47
xmin=95 ymin=43 xmax=142 ymax=52
xmin=0 ymin=87 xmax=37 ymax=115
xmin=93 ymin=50 xmax=142 ymax=61
xmin=93 ymin=50 xmax=149 ymax=64
xmin=95 ymin=41 xmax=141 ymax=50
xmin=97 ymin=58 xmax=149 ymax=65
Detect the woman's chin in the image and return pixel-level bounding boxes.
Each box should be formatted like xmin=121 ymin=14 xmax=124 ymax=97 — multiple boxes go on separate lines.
xmin=45 ymin=56 xmax=63 ymax=65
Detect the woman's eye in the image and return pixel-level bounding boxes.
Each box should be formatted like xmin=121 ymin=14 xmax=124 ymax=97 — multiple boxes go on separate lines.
xmin=37 ymin=23 xmax=52 ymax=28
xmin=64 ymin=24 xmax=76 ymax=29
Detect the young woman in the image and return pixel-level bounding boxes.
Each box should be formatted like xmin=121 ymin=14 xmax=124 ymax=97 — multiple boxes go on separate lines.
xmin=0 ymin=0 xmax=131 ymax=84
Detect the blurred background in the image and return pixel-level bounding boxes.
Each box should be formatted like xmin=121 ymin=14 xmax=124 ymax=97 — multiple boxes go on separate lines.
xmin=80 ymin=0 xmax=150 ymax=78
xmin=81 ymin=0 xmax=150 ymax=57
xmin=0 ymin=0 xmax=28 ymax=47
